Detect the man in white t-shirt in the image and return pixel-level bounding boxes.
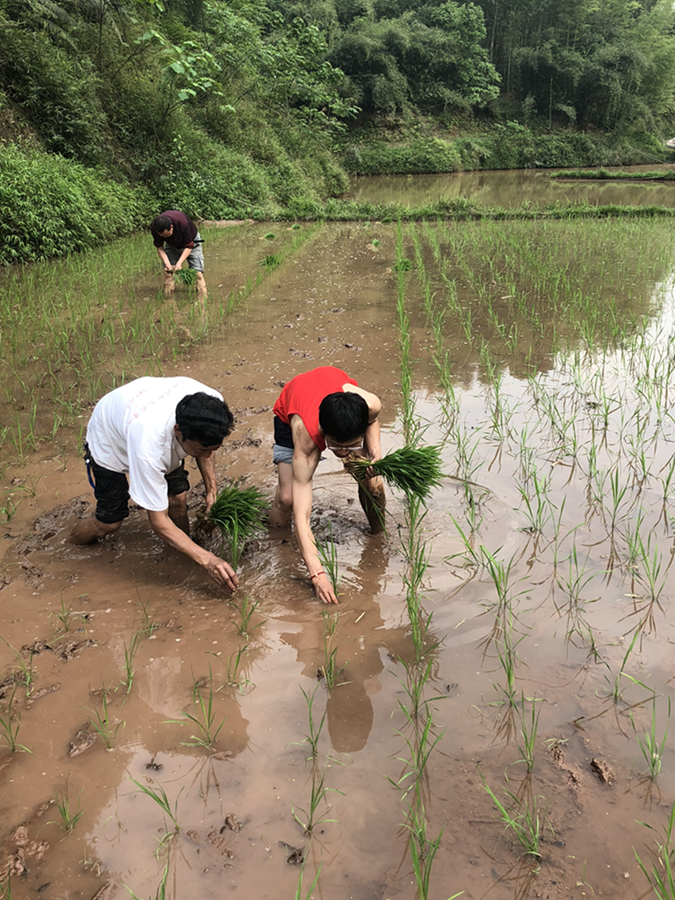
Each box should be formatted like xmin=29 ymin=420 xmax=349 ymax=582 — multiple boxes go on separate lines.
xmin=69 ymin=376 xmax=239 ymax=593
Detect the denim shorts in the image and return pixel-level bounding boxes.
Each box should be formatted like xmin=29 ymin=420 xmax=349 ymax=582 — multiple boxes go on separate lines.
xmin=273 ymin=416 xmax=294 ymax=465
xmin=165 ymin=232 xmax=204 ymax=273
xmin=84 ymin=444 xmax=190 ymax=523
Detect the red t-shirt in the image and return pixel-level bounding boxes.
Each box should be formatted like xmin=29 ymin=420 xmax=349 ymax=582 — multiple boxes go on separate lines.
xmin=273 ymin=367 xmax=358 ymax=451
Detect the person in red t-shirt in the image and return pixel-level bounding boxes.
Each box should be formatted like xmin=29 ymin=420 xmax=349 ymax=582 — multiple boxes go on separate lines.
xmin=269 ymin=366 xmax=386 ymax=604
xmin=151 ymin=210 xmax=207 ymax=298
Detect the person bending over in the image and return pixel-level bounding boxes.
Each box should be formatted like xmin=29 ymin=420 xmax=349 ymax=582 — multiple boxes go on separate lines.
xmin=151 ymin=210 xmax=207 ymax=298
xmin=70 ymin=376 xmax=238 ymax=593
xmin=268 ymin=366 xmax=385 ymax=604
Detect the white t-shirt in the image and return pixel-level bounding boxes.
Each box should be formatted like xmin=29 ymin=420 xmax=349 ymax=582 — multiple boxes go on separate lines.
xmin=86 ymin=377 xmax=223 ymax=512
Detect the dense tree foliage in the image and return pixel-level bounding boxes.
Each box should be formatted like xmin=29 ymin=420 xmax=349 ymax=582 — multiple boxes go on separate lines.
xmin=474 ymin=0 xmax=675 ymax=129
xmin=0 ymin=0 xmax=673 ymax=261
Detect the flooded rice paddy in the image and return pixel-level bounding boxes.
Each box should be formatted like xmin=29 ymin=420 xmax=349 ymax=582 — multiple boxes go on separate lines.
xmin=348 ymin=164 xmax=675 ymax=210
xmin=1 ymin=210 xmax=675 ymax=900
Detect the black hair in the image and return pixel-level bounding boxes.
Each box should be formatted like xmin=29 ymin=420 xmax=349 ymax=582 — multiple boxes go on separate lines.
xmin=319 ymin=392 xmax=369 ymax=443
xmin=152 ymin=215 xmax=172 ymax=233
xmin=175 ymin=393 xmax=234 ymax=445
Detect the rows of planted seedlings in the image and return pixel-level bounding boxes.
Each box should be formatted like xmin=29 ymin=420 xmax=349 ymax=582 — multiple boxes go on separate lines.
xmin=0 ymin=223 xmax=319 ymax=464
xmin=403 ymin=217 xmax=675 ymax=894
xmin=0 ymin=479 xmax=271 ymax=897
xmin=385 ymin=225 xmax=461 ymax=900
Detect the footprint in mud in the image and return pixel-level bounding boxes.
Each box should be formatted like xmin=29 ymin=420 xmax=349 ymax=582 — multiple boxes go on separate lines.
xmin=591 ymin=757 xmax=615 ymax=784
xmin=69 ymin=724 xmax=97 ymax=757
xmin=279 ymin=841 xmax=304 ymax=865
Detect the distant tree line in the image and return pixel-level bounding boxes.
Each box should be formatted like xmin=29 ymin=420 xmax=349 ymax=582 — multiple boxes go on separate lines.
xmin=0 ymin=0 xmax=673 ymax=261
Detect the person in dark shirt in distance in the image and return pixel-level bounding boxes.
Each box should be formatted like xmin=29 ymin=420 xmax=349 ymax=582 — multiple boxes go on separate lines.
xmin=151 ymin=210 xmax=207 ymax=299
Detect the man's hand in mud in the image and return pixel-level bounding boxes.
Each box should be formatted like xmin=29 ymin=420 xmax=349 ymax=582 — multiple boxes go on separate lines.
xmin=203 ymin=554 xmax=238 ymax=592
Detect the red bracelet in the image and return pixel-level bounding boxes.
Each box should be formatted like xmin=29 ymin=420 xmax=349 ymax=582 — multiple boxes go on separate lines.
xmin=311 ymin=571 xmax=326 ymax=580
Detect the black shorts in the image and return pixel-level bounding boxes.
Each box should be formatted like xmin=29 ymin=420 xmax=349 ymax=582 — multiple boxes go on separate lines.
xmin=273 ymin=416 xmax=294 ymax=448
xmin=84 ymin=444 xmax=190 ymax=524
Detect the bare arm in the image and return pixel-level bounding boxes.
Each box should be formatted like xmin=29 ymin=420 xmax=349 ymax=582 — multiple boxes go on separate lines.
xmin=174 ymin=246 xmax=193 ymax=269
xmin=345 ymin=384 xmax=383 ymax=472
xmin=147 ymin=509 xmax=238 ymax=592
xmin=156 ymin=245 xmax=173 ymax=271
xmin=290 ymin=421 xmax=338 ymax=604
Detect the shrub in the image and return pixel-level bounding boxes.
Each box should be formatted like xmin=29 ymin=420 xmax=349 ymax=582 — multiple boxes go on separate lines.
xmin=0 ymin=144 xmax=152 ymax=264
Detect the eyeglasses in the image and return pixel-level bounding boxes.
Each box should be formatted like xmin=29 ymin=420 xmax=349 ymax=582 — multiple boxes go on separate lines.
xmin=325 ymin=437 xmax=364 ymax=452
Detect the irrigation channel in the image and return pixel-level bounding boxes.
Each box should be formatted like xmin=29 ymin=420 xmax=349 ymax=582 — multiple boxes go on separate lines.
xmin=1 ymin=194 xmax=675 ymax=900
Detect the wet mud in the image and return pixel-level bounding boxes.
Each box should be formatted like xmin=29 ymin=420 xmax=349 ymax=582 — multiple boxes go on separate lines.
xmin=1 ymin=218 xmax=675 ymax=900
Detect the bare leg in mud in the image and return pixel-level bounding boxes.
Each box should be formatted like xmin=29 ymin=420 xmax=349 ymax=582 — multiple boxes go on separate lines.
xmin=163 ymin=266 xmax=176 ymax=297
xmin=167 ymin=492 xmax=190 ymax=535
xmin=70 ymin=517 xmax=122 ymax=544
xmin=358 ymin=477 xmax=386 ymax=534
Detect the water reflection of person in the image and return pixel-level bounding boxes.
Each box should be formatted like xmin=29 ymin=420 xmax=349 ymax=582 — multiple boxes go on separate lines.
xmin=281 ymin=539 xmax=409 ymax=754
xmin=269 ymin=366 xmax=387 ymax=605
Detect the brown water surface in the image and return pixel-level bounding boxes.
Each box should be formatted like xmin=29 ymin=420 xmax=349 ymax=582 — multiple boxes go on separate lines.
xmin=347 ymin=164 xmax=675 ymax=208
xmin=1 ymin=220 xmax=674 ymax=900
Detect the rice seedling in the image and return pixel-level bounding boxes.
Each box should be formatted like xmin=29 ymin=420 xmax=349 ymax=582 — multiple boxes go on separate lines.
xmin=165 ymin=668 xmax=225 ymax=750
xmin=86 ymin=690 xmax=124 ymax=751
xmin=121 ymin=631 xmax=142 ymax=695
xmin=633 ymin=532 xmax=667 ymax=610
xmin=294 ymin=861 xmax=322 ymax=900
xmin=0 ymin=638 xmax=35 ymax=698
xmin=129 ymin=776 xmax=181 ymax=838
xmin=0 ymin=496 xmax=20 ymax=522
xmin=319 ymin=610 xmax=347 ymax=688
xmin=603 ymin=629 xmax=655 ymax=705
xmin=173 ymin=268 xmax=197 ymax=286
xmin=514 ymin=694 xmax=542 ymax=774
xmin=125 ymin=863 xmax=169 ymax=900
xmin=137 ymin=594 xmax=165 ymax=637
xmin=630 ymin=697 xmax=670 ymax=781
xmin=260 ymin=254 xmax=280 ymax=268
xmin=315 ymin=520 xmax=340 ymax=596
xmin=344 ymin=446 xmax=443 ymax=501
xmin=235 ymin=594 xmax=265 ymax=638
xmin=517 ymin=469 xmax=553 ymax=535
xmin=395 ymin=656 xmax=443 ymax=723
xmin=51 ymin=785 xmax=84 ymax=833
xmin=492 ymin=615 xmax=527 ymax=710
xmin=225 ymin=643 xmax=251 ymax=690
xmin=634 ymin=798 xmax=675 ymax=900
xmin=0 ymin=686 xmax=31 ymax=753
xmin=292 ymin=766 xmax=344 ymax=835
xmin=295 ymin=686 xmax=327 ymax=761
xmin=209 ymin=482 xmax=267 ymax=568
xmin=0 ymin=873 xmax=12 ymax=899
xmin=479 ymin=772 xmax=550 ymax=859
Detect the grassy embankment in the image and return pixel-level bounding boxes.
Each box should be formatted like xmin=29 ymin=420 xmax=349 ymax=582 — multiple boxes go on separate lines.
xmin=551 ymin=167 xmax=675 ymax=181
xmin=2 ymin=121 xmax=674 ymax=267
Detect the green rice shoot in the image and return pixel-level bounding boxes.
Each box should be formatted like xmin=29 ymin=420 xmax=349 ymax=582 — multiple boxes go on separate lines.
xmin=174 ymin=268 xmax=197 ymax=286
xmin=345 ymin=446 xmax=444 ymax=500
xmin=209 ymin=482 xmax=268 ymax=567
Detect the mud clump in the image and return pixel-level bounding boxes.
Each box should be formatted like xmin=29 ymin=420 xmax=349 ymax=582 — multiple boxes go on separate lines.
xmin=591 ymin=757 xmax=615 ymax=784
xmin=69 ymin=724 xmax=98 ymax=757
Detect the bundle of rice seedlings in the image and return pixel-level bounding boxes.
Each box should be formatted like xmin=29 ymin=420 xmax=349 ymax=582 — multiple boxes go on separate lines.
xmin=209 ymin=483 xmax=267 ymax=567
xmin=174 ymin=268 xmax=197 ymax=286
xmin=344 ymin=446 xmax=443 ymax=500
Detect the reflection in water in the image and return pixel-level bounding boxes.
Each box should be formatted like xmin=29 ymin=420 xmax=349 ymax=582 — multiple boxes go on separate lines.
xmin=348 ymin=165 xmax=675 ymax=209
xmin=282 ymin=538 xmax=408 ymax=753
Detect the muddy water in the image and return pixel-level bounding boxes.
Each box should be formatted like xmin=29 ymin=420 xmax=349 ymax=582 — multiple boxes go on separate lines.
xmin=348 ymin=164 xmax=675 ymax=208
xmin=1 ymin=220 xmax=675 ymax=900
